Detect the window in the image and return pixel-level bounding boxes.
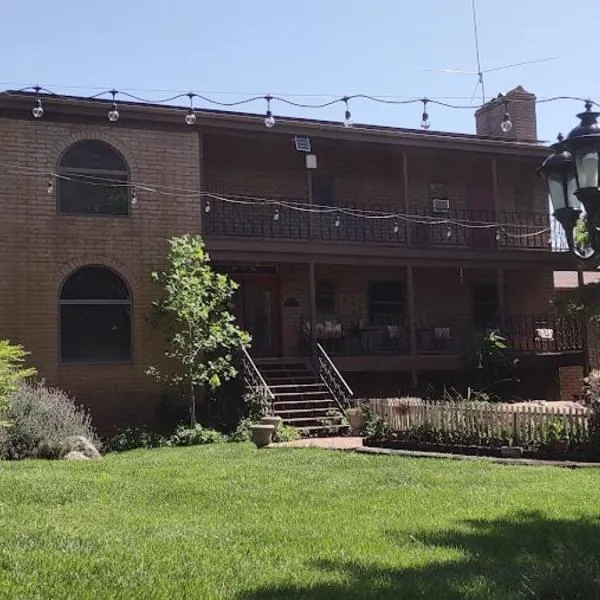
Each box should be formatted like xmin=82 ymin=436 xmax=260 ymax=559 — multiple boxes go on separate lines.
xmin=312 ymin=173 xmax=335 ymax=206
xmin=472 ymin=283 xmax=500 ymax=328
xmin=60 ymin=267 xmax=131 ymax=362
xmin=57 ymin=140 xmax=130 ymax=215
xmin=316 ymin=280 xmax=336 ymax=315
xmin=368 ymin=281 xmax=405 ymax=325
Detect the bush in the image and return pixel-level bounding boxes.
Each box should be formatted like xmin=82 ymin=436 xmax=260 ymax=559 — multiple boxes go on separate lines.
xmin=584 ymin=370 xmax=600 ymax=453
xmin=0 ymin=340 xmax=36 ymax=427
xmin=0 ymin=382 xmax=98 ymax=460
xmin=103 ymin=428 xmax=168 ymax=452
xmin=273 ymin=424 xmax=300 ymax=443
xmin=229 ymin=417 xmax=254 ymax=442
xmin=169 ymin=423 xmax=227 ymax=446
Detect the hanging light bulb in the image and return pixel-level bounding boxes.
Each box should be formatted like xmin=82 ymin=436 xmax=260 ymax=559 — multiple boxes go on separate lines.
xmin=204 ymin=200 xmax=211 ymax=213
xmin=273 ymin=208 xmax=280 ymax=221
xmin=343 ymin=97 xmax=353 ymax=128
xmin=32 ymin=86 xmax=44 ymax=119
xmin=334 ymin=215 xmax=341 ymax=228
xmin=264 ymin=94 xmax=275 ymax=128
xmin=500 ymin=100 xmax=513 ymax=133
xmin=421 ymin=98 xmax=431 ymax=130
xmin=131 ymin=188 xmax=138 ymax=205
xmin=446 ymin=225 xmax=452 ymax=238
xmin=107 ymin=90 xmax=120 ymax=122
xmin=47 ymin=177 xmax=54 ymax=195
xmin=393 ymin=221 xmax=399 ymax=234
xmin=495 ymin=228 xmax=501 ymax=241
xmin=185 ymin=92 xmax=197 ymax=125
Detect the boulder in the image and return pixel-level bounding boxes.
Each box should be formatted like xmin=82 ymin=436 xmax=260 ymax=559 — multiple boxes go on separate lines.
xmin=66 ymin=436 xmax=102 ymax=459
xmin=63 ymin=450 xmax=90 ymax=461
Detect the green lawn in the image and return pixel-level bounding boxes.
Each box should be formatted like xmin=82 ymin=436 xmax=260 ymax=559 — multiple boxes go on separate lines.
xmin=1 ymin=445 xmax=600 ymax=599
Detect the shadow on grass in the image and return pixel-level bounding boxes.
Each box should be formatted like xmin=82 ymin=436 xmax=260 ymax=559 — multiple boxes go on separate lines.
xmin=237 ymin=512 xmax=600 ymax=600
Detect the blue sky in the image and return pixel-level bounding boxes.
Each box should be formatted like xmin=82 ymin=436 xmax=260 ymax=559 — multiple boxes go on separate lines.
xmin=1 ymin=0 xmax=598 ymax=142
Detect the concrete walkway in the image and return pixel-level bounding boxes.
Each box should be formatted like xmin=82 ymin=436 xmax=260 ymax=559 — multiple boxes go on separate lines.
xmin=273 ymin=436 xmax=363 ymax=450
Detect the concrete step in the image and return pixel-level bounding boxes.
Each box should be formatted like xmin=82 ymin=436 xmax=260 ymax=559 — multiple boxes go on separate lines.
xmin=273 ymin=399 xmax=337 ymax=410
xmin=283 ymin=413 xmax=346 ymax=426
xmin=269 ymin=383 xmax=327 ymax=391
xmin=294 ymin=424 xmax=350 ymax=436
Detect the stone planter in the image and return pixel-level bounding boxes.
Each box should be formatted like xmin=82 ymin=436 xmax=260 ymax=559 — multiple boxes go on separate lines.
xmin=251 ymin=424 xmax=276 ymax=448
xmin=260 ymin=415 xmax=283 ymax=431
xmin=347 ymin=409 xmax=365 ymax=434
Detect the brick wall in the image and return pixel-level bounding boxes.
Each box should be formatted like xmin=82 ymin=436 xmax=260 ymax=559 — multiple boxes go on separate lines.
xmin=0 ymin=116 xmax=201 ymax=430
xmin=559 ymin=365 xmax=584 ymax=402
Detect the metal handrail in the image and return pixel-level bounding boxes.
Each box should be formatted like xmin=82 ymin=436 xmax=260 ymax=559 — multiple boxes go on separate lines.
xmin=241 ymin=346 xmax=275 ymax=402
xmin=316 ymin=342 xmax=353 ymax=398
xmin=312 ymin=342 xmax=354 ymax=414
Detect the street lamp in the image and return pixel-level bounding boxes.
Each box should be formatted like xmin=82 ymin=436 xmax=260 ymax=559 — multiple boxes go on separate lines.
xmin=541 ymin=100 xmax=600 ymax=257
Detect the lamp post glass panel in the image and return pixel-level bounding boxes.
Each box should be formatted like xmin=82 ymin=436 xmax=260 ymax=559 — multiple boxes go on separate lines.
xmin=541 ymin=101 xmax=600 ymax=258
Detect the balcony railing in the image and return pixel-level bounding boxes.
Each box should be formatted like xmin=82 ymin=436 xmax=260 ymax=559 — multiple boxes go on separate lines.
xmin=300 ymin=313 xmax=582 ymax=357
xmin=202 ymin=195 xmax=568 ymax=252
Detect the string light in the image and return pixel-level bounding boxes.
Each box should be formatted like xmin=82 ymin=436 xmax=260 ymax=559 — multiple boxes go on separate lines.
xmin=343 ymin=96 xmax=353 ymax=128
xmin=31 ymin=85 xmax=43 ymax=119
xmin=446 ymin=225 xmax=452 ymax=238
xmin=47 ymin=177 xmax=53 ymax=194
xmin=185 ymin=92 xmax=197 ymax=126
xmin=421 ymin=98 xmax=431 ymax=130
xmin=108 ymin=89 xmax=119 ymax=122
xmin=204 ymin=200 xmax=211 ymax=213
xmin=500 ymin=99 xmax=513 ymax=133
xmin=393 ymin=221 xmax=399 ymax=233
xmin=273 ymin=208 xmax=280 ymax=221
xmin=334 ymin=215 xmax=341 ymax=227
xmin=495 ymin=228 xmax=502 ymax=241
xmin=131 ymin=188 xmax=138 ymax=205
xmin=264 ymin=94 xmax=275 ymax=128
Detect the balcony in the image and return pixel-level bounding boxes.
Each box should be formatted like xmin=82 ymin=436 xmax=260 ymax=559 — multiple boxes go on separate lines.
xmin=202 ymin=196 xmax=568 ymax=252
xmin=302 ymin=313 xmax=582 ymax=358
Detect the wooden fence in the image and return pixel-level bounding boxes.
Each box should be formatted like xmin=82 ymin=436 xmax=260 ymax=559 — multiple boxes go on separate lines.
xmin=367 ymin=398 xmax=591 ymax=445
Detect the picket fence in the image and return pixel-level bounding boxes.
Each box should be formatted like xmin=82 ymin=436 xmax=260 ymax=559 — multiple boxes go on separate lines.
xmin=367 ymin=398 xmax=591 ymax=444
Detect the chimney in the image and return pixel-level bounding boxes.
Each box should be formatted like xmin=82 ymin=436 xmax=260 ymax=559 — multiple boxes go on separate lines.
xmin=475 ymin=85 xmax=537 ymax=141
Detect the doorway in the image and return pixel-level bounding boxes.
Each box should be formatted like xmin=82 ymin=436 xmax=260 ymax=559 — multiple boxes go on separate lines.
xmin=466 ymin=178 xmax=496 ymax=249
xmin=230 ymin=274 xmax=282 ymax=357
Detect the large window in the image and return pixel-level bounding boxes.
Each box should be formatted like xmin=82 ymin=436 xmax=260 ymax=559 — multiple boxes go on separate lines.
xmin=316 ymin=280 xmax=337 ymax=315
xmin=60 ymin=267 xmax=131 ymax=362
xmin=311 ymin=173 xmax=335 ymax=206
xmin=57 ymin=140 xmax=130 ymax=215
xmin=368 ymin=281 xmax=405 ymax=325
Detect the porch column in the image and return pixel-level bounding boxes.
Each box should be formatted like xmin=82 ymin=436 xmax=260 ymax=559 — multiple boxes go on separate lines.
xmin=577 ymin=268 xmax=590 ymax=375
xmin=403 ymin=150 xmax=411 ymax=245
xmin=497 ymin=267 xmax=506 ymax=326
xmin=407 ymin=264 xmax=418 ymax=387
xmin=308 ymin=261 xmax=317 ymax=342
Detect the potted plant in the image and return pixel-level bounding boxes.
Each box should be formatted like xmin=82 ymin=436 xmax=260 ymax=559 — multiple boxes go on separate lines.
xmin=547 ymin=419 xmax=569 ymax=457
xmin=250 ymin=424 xmax=276 ymax=448
xmin=260 ymin=415 xmax=282 ymax=431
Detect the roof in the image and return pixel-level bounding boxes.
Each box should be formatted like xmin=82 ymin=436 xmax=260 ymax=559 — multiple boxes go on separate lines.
xmin=554 ymin=271 xmax=600 ymax=288
xmin=0 ymin=90 xmax=549 ymax=158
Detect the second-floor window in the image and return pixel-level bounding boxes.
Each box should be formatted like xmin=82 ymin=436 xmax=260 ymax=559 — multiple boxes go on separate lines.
xmin=312 ymin=173 xmax=335 ymax=206
xmin=57 ymin=140 xmax=130 ymax=216
xmin=368 ymin=281 xmax=405 ymax=325
xmin=316 ymin=280 xmax=336 ymax=315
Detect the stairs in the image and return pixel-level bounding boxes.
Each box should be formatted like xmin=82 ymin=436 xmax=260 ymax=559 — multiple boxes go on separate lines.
xmin=255 ymin=358 xmax=348 ymax=436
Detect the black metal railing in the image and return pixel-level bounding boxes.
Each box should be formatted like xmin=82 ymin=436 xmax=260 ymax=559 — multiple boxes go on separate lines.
xmin=240 ymin=346 xmax=275 ymax=409
xmin=301 ymin=313 xmax=582 ymax=357
xmin=309 ymin=340 xmax=354 ymax=411
xmin=202 ymin=195 xmax=568 ymax=252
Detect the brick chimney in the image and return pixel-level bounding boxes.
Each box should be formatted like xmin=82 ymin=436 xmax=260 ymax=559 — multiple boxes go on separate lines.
xmin=475 ymin=85 xmax=537 ymax=141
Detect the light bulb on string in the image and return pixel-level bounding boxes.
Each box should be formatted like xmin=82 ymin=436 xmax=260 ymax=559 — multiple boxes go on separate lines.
xmin=334 ymin=215 xmax=341 ymax=228
xmin=131 ymin=188 xmax=138 ymax=206
xmin=393 ymin=221 xmax=399 ymax=234
xmin=185 ymin=92 xmax=197 ymax=125
xmin=446 ymin=225 xmax=452 ymax=238
xmin=495 ymin=228 xmax=501 ymax=241
xmin=31 ymin=86 xmax=44 ymax=119
xmin=420 ymin=98 xmax=431 ymax=130
xmin=107 ymin=89 xmax=119 ymax=122
xmin=342 ymin=97 xmax=353 ymax=128
xmin=500 ymin=100 xmax=513 ymax=133
xmin=273 ymin=207 xmax=280 ymax=221
xmin=204 ymin=200 xmax=211 ymax=213
xmin=47 ymin=177 xmax=54 ymax=195
xmin=264 ymin=95 xmax=275 ymax=128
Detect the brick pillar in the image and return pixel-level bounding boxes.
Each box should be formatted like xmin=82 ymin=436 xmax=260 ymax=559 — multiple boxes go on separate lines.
xmin=559 ymin=365 xmax=584 ymax=403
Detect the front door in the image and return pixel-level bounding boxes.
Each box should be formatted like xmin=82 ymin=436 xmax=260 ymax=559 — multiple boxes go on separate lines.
xmin=230 ymin=274 xmax=281 ymax=357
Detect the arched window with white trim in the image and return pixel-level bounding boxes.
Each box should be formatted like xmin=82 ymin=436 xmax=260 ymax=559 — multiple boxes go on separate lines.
xmin=60 ymin=267 xmax=131 ymax=362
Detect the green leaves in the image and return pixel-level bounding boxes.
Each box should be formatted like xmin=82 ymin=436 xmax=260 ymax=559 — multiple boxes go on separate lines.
xmin=0 ymin=340 xmax=37 ymax=427
xmin=146 ymin=235 xmax=251 ymax=424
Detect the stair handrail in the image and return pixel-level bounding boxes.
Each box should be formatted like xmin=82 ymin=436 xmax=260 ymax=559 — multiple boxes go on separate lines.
xmin=312 ymin=341 xmax=354 ymax=412
xmin=240 ymin=346 xmax=275 ymax=405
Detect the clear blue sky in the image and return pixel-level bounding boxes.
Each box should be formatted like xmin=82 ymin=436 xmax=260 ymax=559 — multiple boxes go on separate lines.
xmin=1 ymin=0 xmax=598 ymax=142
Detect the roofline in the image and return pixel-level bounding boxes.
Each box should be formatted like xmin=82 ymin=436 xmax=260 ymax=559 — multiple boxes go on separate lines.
xmin=0 ymin=90 xmax=549 ymax=157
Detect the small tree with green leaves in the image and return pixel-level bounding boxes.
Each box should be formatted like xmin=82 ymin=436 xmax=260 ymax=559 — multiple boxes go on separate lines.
xmin=0 ymin=340 xmax=37 ymax=427
xmin=147 ymin=235 xmax=250 ymax=425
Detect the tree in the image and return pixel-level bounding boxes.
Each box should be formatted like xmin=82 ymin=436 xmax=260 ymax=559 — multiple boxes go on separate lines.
xmin=147 ymin=235 xmax=250 ymax=425
xmin=0 ymin=340 xmax=36 ymax=427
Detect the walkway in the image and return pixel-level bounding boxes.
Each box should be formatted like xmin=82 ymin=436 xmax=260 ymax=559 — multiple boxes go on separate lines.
xmin=273 ymin=436 xmax=363 ymax=450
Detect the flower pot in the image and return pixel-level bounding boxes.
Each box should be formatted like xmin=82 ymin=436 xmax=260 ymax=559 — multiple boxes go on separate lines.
xmin=260 ymin=415 xmax=283 ymax=431
xmin=347 ymin=410 xmax=365 ymax=434
xmin=251 ymin=425 xmax=276 ymax=448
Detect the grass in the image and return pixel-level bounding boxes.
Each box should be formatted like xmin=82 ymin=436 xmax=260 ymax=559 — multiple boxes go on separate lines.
xmin=1 ymin=445 xmax=600 ymax=599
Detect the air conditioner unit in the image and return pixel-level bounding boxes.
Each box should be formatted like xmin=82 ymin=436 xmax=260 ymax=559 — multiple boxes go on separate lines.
xmin=432 ymin=198 xmax=450 ymax=212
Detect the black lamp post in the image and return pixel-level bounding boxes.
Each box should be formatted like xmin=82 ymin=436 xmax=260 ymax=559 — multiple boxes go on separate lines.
xmin=540 ymin=100 xmax=600 ymax=257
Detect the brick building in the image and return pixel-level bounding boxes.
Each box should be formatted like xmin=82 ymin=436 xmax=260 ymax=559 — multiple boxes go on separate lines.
xmin=0 ymin=86 xmax=587 ymax=431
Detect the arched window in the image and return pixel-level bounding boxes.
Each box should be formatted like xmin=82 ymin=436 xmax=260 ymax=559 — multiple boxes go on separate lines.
xmin=57 ymin=140 xmax=130 ymax=215
xmin=60 ymin=267 xmax=131 ymax=362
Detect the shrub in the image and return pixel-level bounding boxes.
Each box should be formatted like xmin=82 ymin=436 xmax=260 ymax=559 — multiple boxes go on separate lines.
xmin=103 ymin=428 xmax=168 ymax=452
xmin=1 ymin=382 xmax=98 ymax=460
xmin=0 ymin=340 xmax=36 ymax=427
xmin=168 ymin=424 xmax=227 ymax=446
xmin=584 ymin=370 xmax=600 ymax=452
xmin=229 ymin=417 xmax=253 ymax=442
xmin=273 ymin=425 xmax=300 ymax=443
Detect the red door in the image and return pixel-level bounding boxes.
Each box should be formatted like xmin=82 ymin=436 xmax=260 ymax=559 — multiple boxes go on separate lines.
xmin=230 ymin=274 xmax=282 ymax=357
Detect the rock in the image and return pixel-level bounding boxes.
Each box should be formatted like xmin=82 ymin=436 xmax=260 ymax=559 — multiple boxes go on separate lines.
xmin=66 ymin=436 xmax=102 ymax=459
xmin=63 ymin=451 xmax=90 ymax=461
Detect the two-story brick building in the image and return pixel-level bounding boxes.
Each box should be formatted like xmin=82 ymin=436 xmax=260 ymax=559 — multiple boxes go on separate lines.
xmin=0 ymin=86 xmax=586 ymax=431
